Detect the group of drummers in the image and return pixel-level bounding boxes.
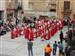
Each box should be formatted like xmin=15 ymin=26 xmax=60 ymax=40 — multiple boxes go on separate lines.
xmin=11 ymin=18 xmax=64 ymax=41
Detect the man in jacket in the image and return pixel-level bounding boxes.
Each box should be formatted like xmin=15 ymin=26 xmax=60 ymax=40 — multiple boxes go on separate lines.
xmin=59 ymin=30 xmax=64 ymax=43
xmin=53 ymin=41 xmax=58 ymax=56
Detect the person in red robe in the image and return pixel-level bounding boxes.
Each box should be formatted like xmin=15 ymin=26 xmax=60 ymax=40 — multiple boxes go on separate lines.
xmin=13 ymin=27 xmax=17 ymax=38
xmin=11 ymin=28 xmax=14 ymax=39
xmin=15 ymin=26 xmax=19 ymax=37
xmin=51 ymin=24 xmax=53 ymax=36
xmin=45 ymin=22 xmax=47 ymax=30
xmin=51 ymin=24 xmax=54 ymax=36
xmin=20 ymin=25 xmax=24 ymax=35
xmin=35 ymin=21 xmax=39 ymax=29
xmin=39 ymin=21 xmax=41 ymax=26
xmin=37 ymin=26 xmax=41 ymax=37
xmin=49 ymin=20 xmax=52 ymax=26
xmin=24 ymin=26 xmax=27 ymax=39
xmin=55 ymin=24 xmax=57 ymax=33
xmin=41 ymin=25 xmax=47 ymax=40
xmin=40 ymin=26 xmax=44 ymax=35
xmin=61 ymin=20 xmax=64 ymax=29
xmin=24 ymin=27 xmax=30 ymax=40
xmin=33 ymin=28 xmax=36 ymax=38
xmin=29 ymin=28 xmax=34 ymax=41
xmin=17 ymin=26 xmax=20 ymax=36
xmin=41 ymin=29 xmax=46 ymax=41
xmin=56 ymin=21 xmax=60 ymax=30
xmin=48 ymin=28 xmax=51 ymax=40
xmin=41 ymin=34 xmax=46 ymax=41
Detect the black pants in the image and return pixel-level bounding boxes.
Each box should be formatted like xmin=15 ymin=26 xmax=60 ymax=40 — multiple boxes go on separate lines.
xmin=60 ymin=39 xmax=63 ymax=43
xmin=28 ymin=49 xmax=33 ymax=56
xmin=53 ymin=49 xmax=57 ymax=55
xmin=59 ymin=49 xmax=63 ymax=56
xmin=45 ymin=53 xmax=50 ymax=56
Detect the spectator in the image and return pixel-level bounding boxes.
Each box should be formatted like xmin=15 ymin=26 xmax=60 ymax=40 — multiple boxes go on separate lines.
xmin=58 ymin=42 xmax=64 ymax=56
xmin=53 ymin=41 xmax=58 ymax=56
xmin=16 ymin=17 xmax=19 ymax=26
xmin=59 ymin=30 xmax=64 ymax=43
xmin=23 ymin=16 xmax=26 ymax=23
xmin=27 ymin=39 xmax=33 ymax=56
xmin=68 ymin=30 xmax=72 ymax=41
xmin=0 ymin=27 xmax=2 ymax=35
xmin=63 ymin=40 xmax=67 ymax=56
xmin=1 ymin=26 xmax=6 ymax=34
xmin=44 ymin=44 xmax=52 ymax=56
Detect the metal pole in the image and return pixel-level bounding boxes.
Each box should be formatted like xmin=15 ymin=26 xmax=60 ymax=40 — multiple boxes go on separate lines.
xmin=68 ymin=19 xmax=69 ymax=32
xmin=57 ymin=0 xmax=59 ymax=16
xmin=72 ymin=22 xmax=73 ymax=39
xmin=72 ymin=21 xmax=75 ymax=38
xmin=21 ymin=0 xmax=22 ymax=8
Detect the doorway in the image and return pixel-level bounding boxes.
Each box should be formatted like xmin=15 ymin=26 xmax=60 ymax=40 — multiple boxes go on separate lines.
xmin=0 ymin=11 xmax=3 ymax=26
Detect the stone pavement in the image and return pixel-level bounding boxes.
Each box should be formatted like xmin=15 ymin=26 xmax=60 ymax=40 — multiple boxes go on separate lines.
xmin=0 ymin=26 xmax=68 ymax=56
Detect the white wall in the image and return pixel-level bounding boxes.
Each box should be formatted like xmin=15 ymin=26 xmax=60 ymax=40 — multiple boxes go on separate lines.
xmin=0 ymin=0 xmax=5 ymax=10
xmin=22 ymin=0 xmax=30 ymax=10
xmin=0 ymin=0 xmax=7 ymax=23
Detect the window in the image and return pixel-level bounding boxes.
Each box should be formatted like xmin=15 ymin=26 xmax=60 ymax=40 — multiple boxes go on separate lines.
xmin=50 ymin=4 xmax=56 ymax=12
xmin=29 ymin=3 xmax=33 ymax=10
xmin=64 ymin=1 xmax=70 ymax=11
xmin=50 ymin=9 xmax=56 ymax=12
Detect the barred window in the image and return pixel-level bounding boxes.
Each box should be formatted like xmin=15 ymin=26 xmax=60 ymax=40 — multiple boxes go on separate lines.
xmin=64 ymin=1 xmax=70 ymax=11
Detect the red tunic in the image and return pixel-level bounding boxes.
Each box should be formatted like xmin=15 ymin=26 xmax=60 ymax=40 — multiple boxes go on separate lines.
xmin=20 ymin=27 xmax=24 ymax=35
xmin=54 ymin=25 xmax=57 ymax=33
xmin=36 ymin=27 xmax=41 ymax=37
xmin=13 ymin=28 xmax=17 ymax=38
xmin=15 ymin=28 xmax=18 ymax=37
xmin=25 ymin=28 xmax=30 ymax=39
xmin=61 ymin=20 xmax=64 ymax=29
xmin=51 ymin=25 xmax=54 ymax=36
xmin=56 ymin=22 xmax=60 ymax=30
xmin=11 ymin=30 xmax=14 ymax=39
xmin=24 ymin=27 xmax=27 ymax=39
xmin=42 ymin=34 xmax=46 ymax=40
xmin=29 ymin=29 xmax=34 ymax=41
xmin=42 ymin=27 xmax=47 ymax=40
xmin=48 ymin=28 xmax=51 ymax=40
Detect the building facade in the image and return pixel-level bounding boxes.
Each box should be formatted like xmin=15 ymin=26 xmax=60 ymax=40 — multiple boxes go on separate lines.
xmin=27 ymin=0 xmax=75 ymax=19
xmin=0 ymin=0 xmax=75 ymax=24
xmin=6 ymin=0 xmax=18 ymax=22
xmin=57 ymin=0 xmax=75 ymax=20
xmin=0 ymin=0 xmax=6 ymax=25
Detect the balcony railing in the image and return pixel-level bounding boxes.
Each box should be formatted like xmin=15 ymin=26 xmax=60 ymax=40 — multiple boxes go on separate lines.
xmin=61 ymin=9 xmax=72 ymax=14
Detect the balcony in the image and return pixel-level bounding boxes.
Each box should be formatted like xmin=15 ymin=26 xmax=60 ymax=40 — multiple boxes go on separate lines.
xmin=51 ymin=3 xmax=56 ymax=5
xmin=61 ymin=9 xmax=72 ymax=15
